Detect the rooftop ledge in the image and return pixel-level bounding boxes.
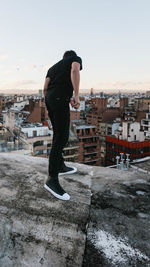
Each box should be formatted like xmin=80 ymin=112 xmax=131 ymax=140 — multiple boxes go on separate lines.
xmin=0 ymin=153 xmax=150 ymax=267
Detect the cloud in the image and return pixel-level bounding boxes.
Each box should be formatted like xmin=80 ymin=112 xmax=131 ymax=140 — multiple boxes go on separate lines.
xmin=15 ymin=80 xmax=38 ymax=86
xmin=112 ymin=81 xmax=150 ymax=87
xmin=0 ymin=80 xmax=41 ymax=91
xmin=11 ymin=80 xmax=38 ymax=88
xmin=0 ymin=63 xmax=49 ymax=74
xmin=22 ymin=64 xmax=50 ymax=72
xmin=92 ymin=80 xmax=150 ymax=91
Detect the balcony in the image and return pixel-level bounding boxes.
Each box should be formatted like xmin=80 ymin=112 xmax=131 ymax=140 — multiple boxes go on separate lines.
xmin=141 ymin=120 xmax=149 ymax=126
xmin=78 ymin=134 xmax=98 ymax=139
xmin=64 ymin=153 xmax=79 ymax=159
xmin=28 ymin=135 xmax=52 ymax=143
xmin=84 ymin=142 xmax=98 ymax=147
xmin=64 ymin=146 xmax=79 ymax=151
xmin=33 ymin=145 xmax=47 ymax=152
xmin=84 ymin=157 xmax=99 ymax=163
xmin=84 ymin=151 xmax=97 ymax=156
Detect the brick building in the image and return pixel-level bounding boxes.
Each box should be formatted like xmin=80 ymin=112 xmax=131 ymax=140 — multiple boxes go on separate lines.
xmin=70 ymin=97 xmax=85 ymax=122
xmin=86 ymin=110 xmax=102 ymax=133
xmin=106 ymin=136 xmax=150 ymax=166
xmin=86 ymin=98 xmax=108 ymax=133
xmin=70 ymin=110 xmax=80 ymax=121
xmin=86 ymin=97 xmax=108 ymax=114
xmin=23 ymin=99 xmax=48 ymax=123
xmin=0 ymin=96 xmax=5 ymax=121
xmin=119 ymin=97 xmax=129 ymax=115
xmin=137 ymin=98 xmax=150 ymax=111
xmin=99 ymin=121 xmax=120 ymax=166
xmin=73 ymin=123 xmax=100 ymax=166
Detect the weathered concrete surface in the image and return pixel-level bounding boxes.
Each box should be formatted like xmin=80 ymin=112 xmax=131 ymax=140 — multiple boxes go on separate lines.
xmin=0 ymin=153 xmax=91 ymax=267
xmin=131 ymin=158 xmax=150 ymax=175
xmin=1 ymin=153 xmax=150 ymax=267
xmin=83 ymin=167 xmax=150 ymax=267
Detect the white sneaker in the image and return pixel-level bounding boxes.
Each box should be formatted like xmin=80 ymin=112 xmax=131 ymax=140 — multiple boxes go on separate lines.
xmin=44 ymin=176 xmax=70 ymax=201
xmin=59 ymin=166 xmax=77 ymax=176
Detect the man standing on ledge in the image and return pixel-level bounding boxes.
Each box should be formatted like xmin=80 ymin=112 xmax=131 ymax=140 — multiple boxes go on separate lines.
xmin=43 ymin=50 xmax=82 ymax=201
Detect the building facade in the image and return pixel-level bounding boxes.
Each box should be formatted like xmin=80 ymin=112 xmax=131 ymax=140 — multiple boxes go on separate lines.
xmin=106 ymin=136 xmax=150 ymax=166
xmin=141 ymin=111 xmax=150 ymax=139
xmin=74 ymin=124 xmax=101 ymax=166
xmin=0 ymin=96 xmax=5 ymax=121
xmin=114 ymin=121 xmax=144 ymax=142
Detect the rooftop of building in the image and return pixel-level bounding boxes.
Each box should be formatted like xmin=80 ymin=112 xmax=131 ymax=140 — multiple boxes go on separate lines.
xmin=0 ymin=152 xmax=150 ymax=266
xmin=76 ymin=125 xmax=96 ymax=130
xmin=102 ymin=109 xmax=120 ymax=123
xmin=132 ymin=157 xmax=150 ymax=173
xmin=21 ymin=123 xmax=47 ymax=128
xmin=2 ymin=108 xmax=30 ymax=114
xmin=72 ymin=119 xmax=96 ymax=129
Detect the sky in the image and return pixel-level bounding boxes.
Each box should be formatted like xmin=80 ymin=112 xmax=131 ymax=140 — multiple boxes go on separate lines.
xmin=0 ymin=0 xmax=150 ymax=93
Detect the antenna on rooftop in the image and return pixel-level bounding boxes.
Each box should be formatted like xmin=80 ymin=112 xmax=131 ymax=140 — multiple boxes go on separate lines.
xmin=116 ymin=153 xmax=130 ymax=170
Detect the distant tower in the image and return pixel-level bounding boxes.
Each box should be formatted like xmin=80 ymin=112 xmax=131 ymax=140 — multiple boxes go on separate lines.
xmin=100 ymin=92 xmax=104 ymax=98
xmin=120 ymin=98 xmax=128 ymax=113
xmin=39 ymin=90 xmax=43 ymax=98
xmin=118 ymin=90 xmax=121 ymax=99
xmin=90 ymin=88 xmax=94 ymax=97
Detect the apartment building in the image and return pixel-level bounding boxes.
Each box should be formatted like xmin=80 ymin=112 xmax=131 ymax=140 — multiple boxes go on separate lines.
xmin=72 ymin=122 xmax=100 ymax=166
xmin=86 ymin=109 xmax=102 ymax=133
xmin=3 ymin=108 xmax=30 ymax=129
xmin=63 ymin=129 xmax=79 ymax=162
xmin=106 ymin=136 xmax=150 ymax=166
xmin=21 ymin=123 xmax=79 ymax=162
xmin=13 ymin=100 xmax=29 ymax=111
xmin=99 ymin=120 xmax=120 ymax=166
xmin=20 ymin=123 xmax=51 ymax=157
xmin=86 ymin=99 xmax=120 ymax=134
xmin=105 ymin=119 xmax=149 ymax=166
xmin=86 ymin=98 xmax=107 ymax=133
xmin=120 ymin=98 xmax=129 ymax=114
xmin=23 ymin=99 xmax=48 ymax=123
xmin=141 ymin=111 xmax=150 ymax=139
xmin=114 ymin=121 xmax=144 ymax=142
xmin=0 ymin=96 xmax=5 ymax=121
xmin=86 ymin=97 xmax=108 ymax=114
xmin=137 ymin=98 xmax=150 ymax=111
xmin=70 ymin=98 xmax=85 ymax=121
xmin=70 ymin=110 xmax=80 ymax=121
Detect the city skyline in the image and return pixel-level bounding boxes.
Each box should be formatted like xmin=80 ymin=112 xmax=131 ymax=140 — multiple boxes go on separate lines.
xmin=0 ymin=0 xmax=150 ymax=93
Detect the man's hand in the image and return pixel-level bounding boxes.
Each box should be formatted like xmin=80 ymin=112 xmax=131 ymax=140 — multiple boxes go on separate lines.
xmin=70 ymin=96 xmax=80 ymax=109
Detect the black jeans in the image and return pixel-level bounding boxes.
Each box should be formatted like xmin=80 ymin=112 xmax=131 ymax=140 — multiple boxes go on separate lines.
xmin=45 ymin=94 xmax=70 ymax=176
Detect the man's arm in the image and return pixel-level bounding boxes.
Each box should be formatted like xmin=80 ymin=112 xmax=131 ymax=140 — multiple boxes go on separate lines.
xmin=71 ymin=62 xmax=80 ymax=109
xmin=43 ymin=77 xmax=50 ymax=99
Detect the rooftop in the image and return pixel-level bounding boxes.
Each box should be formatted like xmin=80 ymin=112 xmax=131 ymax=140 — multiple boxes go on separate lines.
xmin=76 ymin=125 xmax=96 ymax=130
xmin=0 ymin=153 xmax=150 ymax=267
xmin=132 ymin=157 xmax=150 ymax=173
xmin=21 ymin=123 xmax=46 ymax=128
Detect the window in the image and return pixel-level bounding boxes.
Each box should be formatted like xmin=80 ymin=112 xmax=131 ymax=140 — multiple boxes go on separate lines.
xmin=33 ymin=140 xmax=43 ymax=147
xmin=33 ymin=130 xmax=37 ymax=137
xmin=85 ymin=128 xmax=90 ymax=135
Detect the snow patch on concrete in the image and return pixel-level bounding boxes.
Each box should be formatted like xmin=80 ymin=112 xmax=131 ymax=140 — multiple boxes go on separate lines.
xmin=136 ymin=190 xmax=145 ymax=195
xmin=89 ymin=171 xmax=93 ymax=176
xmin=89 ymin=229 xmax=149 ymax=265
